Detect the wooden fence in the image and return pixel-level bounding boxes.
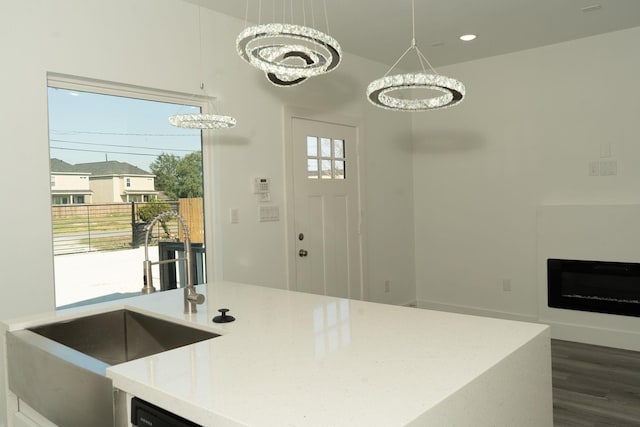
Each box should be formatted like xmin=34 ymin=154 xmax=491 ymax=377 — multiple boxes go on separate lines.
xmin=51 ymin=199 xmax=205 ymax=254
xmin=51 ymin=202 xmax=130 ymax=219
xmin=178 ymin=198 xmax=205 ymax=243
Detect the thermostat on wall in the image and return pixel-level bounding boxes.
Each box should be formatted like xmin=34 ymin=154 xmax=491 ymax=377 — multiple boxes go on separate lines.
xmin=254 ymin=177 xmax=270 ymax=194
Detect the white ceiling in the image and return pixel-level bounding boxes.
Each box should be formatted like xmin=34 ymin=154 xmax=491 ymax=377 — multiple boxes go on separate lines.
xmin=188 ymin=0 xmax=640 ymax=69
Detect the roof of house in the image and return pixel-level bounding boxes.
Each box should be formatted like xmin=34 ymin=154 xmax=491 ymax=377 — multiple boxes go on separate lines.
xmin=50 ymin=159 xmax=152 ymax=175
xmin=50 ymin=158 xmax=79 ymax=173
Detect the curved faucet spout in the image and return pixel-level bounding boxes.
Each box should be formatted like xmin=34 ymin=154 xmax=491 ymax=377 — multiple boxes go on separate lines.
xmin=141 ymin=210 xmax=205 ymax=314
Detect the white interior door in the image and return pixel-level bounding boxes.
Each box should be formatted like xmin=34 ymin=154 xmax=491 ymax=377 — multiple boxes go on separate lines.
xmin=291 ymin=117 xmax=363 ymax=299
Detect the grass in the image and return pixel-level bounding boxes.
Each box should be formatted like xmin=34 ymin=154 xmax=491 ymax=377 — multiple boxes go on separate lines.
xmin=52 ymin=213 xmax=132 ymax=234
xmin=78 ymin=237 xmax=132 ymax=251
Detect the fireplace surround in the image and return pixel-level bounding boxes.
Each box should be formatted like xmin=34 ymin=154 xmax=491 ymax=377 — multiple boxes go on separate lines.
xmin=547 ymin=258 xmax=640 ymax=318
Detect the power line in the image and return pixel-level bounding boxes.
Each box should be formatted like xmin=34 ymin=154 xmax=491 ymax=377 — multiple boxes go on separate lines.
xmin=50 ymin=129 xmax=199 ymax=137
xmin=50 ymin=138 xmax=196 ymax=153
xmin=50 ymin=146 xmax=195 ymax=158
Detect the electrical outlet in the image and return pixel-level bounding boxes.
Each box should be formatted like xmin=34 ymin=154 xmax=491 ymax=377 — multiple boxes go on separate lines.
xmin=384 ymin=280 xmax=391 ymax=293
xmin=230 ymin=208 xmax=239 ymax=224
xmin=502 ymin=279 xmax=512 ymax=292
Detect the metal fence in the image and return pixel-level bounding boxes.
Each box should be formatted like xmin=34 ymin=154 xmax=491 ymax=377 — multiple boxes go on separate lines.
xmin=52 ymin=202 xmax=179 ymax=255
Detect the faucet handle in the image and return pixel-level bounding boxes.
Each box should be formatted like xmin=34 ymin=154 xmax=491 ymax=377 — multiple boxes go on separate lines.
xmin=186 ymin=291 xmax=205 ymax=304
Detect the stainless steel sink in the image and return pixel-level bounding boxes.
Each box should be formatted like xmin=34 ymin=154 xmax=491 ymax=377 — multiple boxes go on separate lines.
xmin=7 ymin=309 xmax=219 ymax=427
xmin=28 ymin=309 xmax=218 ymax=365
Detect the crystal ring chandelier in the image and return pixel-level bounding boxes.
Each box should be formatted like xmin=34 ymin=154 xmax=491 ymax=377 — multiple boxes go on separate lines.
xmin=367 ymin=72 xmax=465 ymax=111
xmin=237 ymin=23 xmax=341 ymax=87
xmin=366 ymin=0 xmax=465 ymax=112
xmin=168 ymin=113 xmax=237 ymax=129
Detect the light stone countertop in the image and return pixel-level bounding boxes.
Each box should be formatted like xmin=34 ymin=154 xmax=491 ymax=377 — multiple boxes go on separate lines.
xmin=5 ymin=281 xmax=552 ymax=426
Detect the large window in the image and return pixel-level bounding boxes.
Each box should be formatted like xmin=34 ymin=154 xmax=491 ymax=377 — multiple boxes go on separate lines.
xmin=48 ymin=75 xmax=208 ymax=309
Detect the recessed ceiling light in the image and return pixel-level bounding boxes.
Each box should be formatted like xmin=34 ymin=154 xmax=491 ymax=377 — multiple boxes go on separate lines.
xmin=459 ymin=34 xmax=477 ymax=42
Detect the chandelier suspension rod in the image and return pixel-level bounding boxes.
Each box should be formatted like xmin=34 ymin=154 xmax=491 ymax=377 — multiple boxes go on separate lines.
xmin=383 ymin=0 xmax=440 ymax=78
xmin=411 ymin=0 xmax=416 ymax=46
xmin=244 ymin=0 xmax=249 ymax=28
xmin=323 ymin=0 xmax=330 ymax=34
xmin=168 ymin=0 xmax=236 ymax=128
xmin=416 ymin=46 xmax=438 ymax=75
xmin=302 ymin=0 xmax=307 ymax=26
xmin=197 ymin=0 xmax=204 ymax=86
xmin=196 ymin=0 xmax=213 ymax=111
xmin=383 ymin=45 xmax=413 ymax=78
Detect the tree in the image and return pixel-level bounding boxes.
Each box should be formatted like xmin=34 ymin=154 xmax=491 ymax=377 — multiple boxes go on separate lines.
xmin=150 ymin=152 xmax=203 ymax=199
xmin=150 ymin=153 xmax=180 ymax=199
xmin=176 ymin=152 xmax=203 ymax=198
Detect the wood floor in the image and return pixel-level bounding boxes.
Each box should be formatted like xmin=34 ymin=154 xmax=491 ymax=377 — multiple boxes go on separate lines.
xmin=552 ymin=339 xmax=640 ymax=426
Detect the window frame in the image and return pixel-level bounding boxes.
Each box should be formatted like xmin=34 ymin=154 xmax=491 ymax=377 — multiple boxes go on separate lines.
xmin=47 ymin=72 xmax=219 ymax=296
xmin=306 ymin=135 xmax=347 ymax=180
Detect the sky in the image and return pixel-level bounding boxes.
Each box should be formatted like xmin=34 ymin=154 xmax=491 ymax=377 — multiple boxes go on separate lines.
xmin=48 ymin=87 xmax=202 ymax=172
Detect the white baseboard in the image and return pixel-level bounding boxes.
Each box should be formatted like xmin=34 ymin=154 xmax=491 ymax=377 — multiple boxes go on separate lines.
xmin=540 ymin=318 xmax=640 ymax=352
xmin=416 ymin=299 xmax=538 ymax=323
xmin=417 ymin=299 xmax=640 ymax=351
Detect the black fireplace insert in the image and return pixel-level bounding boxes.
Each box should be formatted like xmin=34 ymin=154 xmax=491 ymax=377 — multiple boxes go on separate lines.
xmin=547 ymin=258 xmax=640 ymax=317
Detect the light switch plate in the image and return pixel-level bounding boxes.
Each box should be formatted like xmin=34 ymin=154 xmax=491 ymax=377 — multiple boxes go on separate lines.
xmin=259 ymin=206 xmax=279 ymax=222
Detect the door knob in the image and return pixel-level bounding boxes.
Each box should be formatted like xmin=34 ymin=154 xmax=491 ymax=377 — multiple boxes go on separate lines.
xmin=299 ymin=249 xmax=308 ymax=257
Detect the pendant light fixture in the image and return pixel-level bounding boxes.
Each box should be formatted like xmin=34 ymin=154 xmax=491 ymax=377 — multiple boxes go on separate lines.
xmin=366 ymin=0 xmax=465 ymax=112
xmin=168 ymin=87 xmax=237 ymax=130
xmin=169 ymin=1 xmax=236 ymax=129
xmin=236 ymin=0 xmax=342 ymax=87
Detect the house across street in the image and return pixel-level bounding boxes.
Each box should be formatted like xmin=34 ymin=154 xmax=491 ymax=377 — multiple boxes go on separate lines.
xmin=50 ymin=159 xmax=158 ymax=204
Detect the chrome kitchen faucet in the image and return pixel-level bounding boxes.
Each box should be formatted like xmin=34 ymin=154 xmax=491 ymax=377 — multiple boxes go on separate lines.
xmin=142 ymin=210 xmax=205 ymax=314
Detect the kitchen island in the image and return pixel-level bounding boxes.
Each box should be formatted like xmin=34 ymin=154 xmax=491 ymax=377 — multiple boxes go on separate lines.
xmin=3 ymin=281 xmax=552 ymax=426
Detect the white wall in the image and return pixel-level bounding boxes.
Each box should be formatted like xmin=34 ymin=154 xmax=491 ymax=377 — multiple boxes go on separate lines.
xmin=0 ymin=1 xmax=416 ymax=422
xmin=413 ymin=27 xmax=640 ymax=331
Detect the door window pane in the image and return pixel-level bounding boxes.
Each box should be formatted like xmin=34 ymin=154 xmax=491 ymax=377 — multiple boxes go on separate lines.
xmin=321 ymin=160 xmax=332 ymax=179
xmin=307 ymin=159 xmax=319 ymax=179
xmin=334 ymin=139 xmax=344 ymax=158
xmin=334 ymin=160 xmax=345 ymax=180
xmin=307 ymin=136 xmax=318 ymax=157
xmin=320 ymin=138 xmax=331 ymax=157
